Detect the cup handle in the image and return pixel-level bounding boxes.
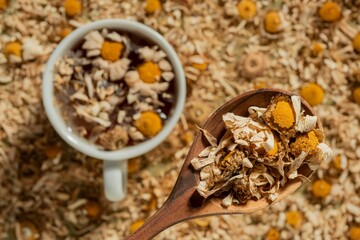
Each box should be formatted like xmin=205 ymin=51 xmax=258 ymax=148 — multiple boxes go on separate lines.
xmin=103 ymin=160 xmax=128 ymax=201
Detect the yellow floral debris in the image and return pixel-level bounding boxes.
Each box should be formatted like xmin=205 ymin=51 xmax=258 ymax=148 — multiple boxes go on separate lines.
xmin=192 ymin=62 xmax=208 ymax=71
xmin=267 ymin=137 xmax=278 ymax=156
xmin=264 ymin=11 xmax=282 ymax=34
xmin=101 ymin=41 xmax=124 ymax=62
xmin=291 ymin=131 xmax=319 ymax=155
xmin=134 ymin=111 xmax=163 ymax=137
xmin=145 ymin=0 xmax=161 ymax=14
xmin=300 ymin=83 xmax=324 ymax=106
xmin=4 ymin=41 xmax=22 ymax=58
xmin=20 ymin=220 xmax=39 ymax=240
xmin=332 ymin=155 xmax=343 ymax=170
xmin=237 ymin=0 xmax=257 ymax=20
xmin=311 ymin=42 xmax=324 ymax=57
xmin=254 ymin=82 xmax=267 ymax=89
xmin=319 ymin=2 xmax=341 ymax=22
xmin=85 ymin=200 xmax=101 ymax=219
xmin=286 ymin=211 xmax=302 ymax=228
xmin=353 ymin=33 xmax=360 ymax=53
xmin=130 ymin=220 xmax=144 ymax=234
xmin=0 ymin=0 xmax=7 ymax=10
xmin=45 ymin=145 xmax=62 ymax=159
xmin=138 ymin=61 xmax=161 ymax=83
xmin=312 ymin=179 xmax=332 ymax=198
xmin=272 ymin=101 xmax=295 ymax=129
xmin=353 ymin=87 xmax=360 ymax=104
xmin=266 ymin=228 xmax=280 ymax=240
xmin=183 ymin=131 xmax=194 ymax=146
xmin=145 ymin=196 xmax=157 ymax=212
xmin=128 ymin=158 xmax=141 ymax=174
xmin=350 ymin=227 xmax=360 ymax=240
xmin=220 ymin=150 xmax=236 ymax=169
xmin=191 ymin=218 xmax=210 ymax=228
xmin=60 ymin=27 xmax=72 ymax=39
xmin=64 ymin=0 xmax=82 ymax=17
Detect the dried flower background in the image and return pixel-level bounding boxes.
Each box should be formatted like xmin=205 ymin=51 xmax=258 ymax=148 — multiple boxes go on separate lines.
xmin=0 ymin=0 xmax=360 ymax=239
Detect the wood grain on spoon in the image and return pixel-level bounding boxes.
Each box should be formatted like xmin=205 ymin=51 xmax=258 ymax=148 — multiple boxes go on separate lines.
xmin=126 ymin=88 xmax=323 ymax=240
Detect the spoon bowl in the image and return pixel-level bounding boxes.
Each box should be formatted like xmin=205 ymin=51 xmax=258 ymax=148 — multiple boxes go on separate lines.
xmin=127 ymin=88 xmax=323 ymax=240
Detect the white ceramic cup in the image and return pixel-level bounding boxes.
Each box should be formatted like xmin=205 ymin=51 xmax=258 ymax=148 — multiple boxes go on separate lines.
xmin=42 ymin=19 xmax=186 ymax=201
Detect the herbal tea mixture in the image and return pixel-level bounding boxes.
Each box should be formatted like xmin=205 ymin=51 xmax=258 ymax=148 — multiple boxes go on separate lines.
xmin=191 ymin=95 xmax=331 ymax=207
xmin=1 ymin=0 xmax=360 ymax=239
xmin=54 ymin=29 xmax=175 ymax=150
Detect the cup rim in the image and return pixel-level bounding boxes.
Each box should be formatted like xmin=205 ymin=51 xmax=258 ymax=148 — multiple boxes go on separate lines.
xmin=42 ymin=19 xmax=186 ymax=161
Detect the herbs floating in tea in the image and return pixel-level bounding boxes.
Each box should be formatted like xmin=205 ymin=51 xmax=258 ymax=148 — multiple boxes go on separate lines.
xmin=54 ymin=29 xmax=175 ymax=150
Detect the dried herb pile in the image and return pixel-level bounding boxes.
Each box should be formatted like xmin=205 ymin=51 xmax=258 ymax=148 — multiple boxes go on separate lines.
xmin=192 ymin=95 xmax=331 ymax=207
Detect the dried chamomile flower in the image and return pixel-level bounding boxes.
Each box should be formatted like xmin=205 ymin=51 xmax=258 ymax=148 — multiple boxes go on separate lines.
xmin=237 ymin=0 xmax=257 ymax=20
xmin=145 ymin=0 xmax=161 ymax=14
xmin=350 ymin=227 xmax=360 ymax=240
xmin=183 ymin=131 xmax=194 ymax=146
xmin=82 ymin=30 xmax=104 ymax=54
xmin=60 ymin=27 xmax=73 ymax=39
xmin=0 ymin=0 xmax=7 ymax=10
xmin=266 ymin=228 xmax=280 ymax=240
xmin=134 ymin=111 xmax=162 ymax=137
xmin=353 ymin=33 xmax=360 ymax=53
xmin=219 ymin=149 xmax=245 ymax=171
xmin=124 ymin=70 xmax=170 ymax=103
xmin=44 ymin=145 xmax=62 ymax=159
xmin=101 ymin=41 xmax=124 ymax=62
xmin=311 ymin=179 xmax=331 ymax=198
xmin=242 ymin=52 xmax=267 ymax=78
xmin=191 ymin=218 xmax=210 ymax=228
xmin=128 ymin=158 xmax=142 ymax=174
xmin=272 ymin=101 xmax=295 ymax=129
xmin=98 ymin=125 xmax=129 ymax=150
xmin=311 ymin=42 xmax=325 ymax=57
xmin=138 ymin=61 xmax=161 ymax=83
xmin=264 ymin=11 xmax=283 ymax=34
xmin=85 ymin=200 xmax=102 ymax=219
xmin=4 ymin=41 xmax=22 ymax=58
xmin=64 ymin=0 xmax=82 ymax=17
xmin=191 ymin=94 xmax=331 ymax=207
xmin=319 ymin=2 xmax=341 ymax=22
xmin=332 ymin=155 xmax=347 ymax=170
xmin=286 ymin=211 xmax=302 ymax=228
xmin=223 ymin=113 xmax=277 ymax=157
xmin=263 ymin=95 xmax=296 ymax=136
xmin=190 ymin=56 xmax=208 ymax=71
xmin=300 ymin=83 xmax=324 ymax=106
xmin=144 ymin=194 xmax=158 ymax=212
xmin=254 ymin=81 xmax=267 ymax=89
xmin=290 ymin=130 xmax=321 ymax=156
xmin=192 ymin=62 xmax=208 ymax=71
xmin=130 ymin=220 xmax=145 ymax=234
xmin=266 ymin=136 xmax=279 ymax=156
xmin=353 ymin=87 xmax=360 ymax=104
xmin=19 ymin=220 xmax=40 ymax=240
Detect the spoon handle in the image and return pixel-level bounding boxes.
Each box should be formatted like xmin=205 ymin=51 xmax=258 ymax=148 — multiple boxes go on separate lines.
xmin=126 ymin=194 xmax=191 ymax=240
xmin=126 ymin=157 xmax=200 ymax=239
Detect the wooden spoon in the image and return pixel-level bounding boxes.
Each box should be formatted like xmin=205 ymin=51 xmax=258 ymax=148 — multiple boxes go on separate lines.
xmin=126 ymin=88 xmax=323 ymax=240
